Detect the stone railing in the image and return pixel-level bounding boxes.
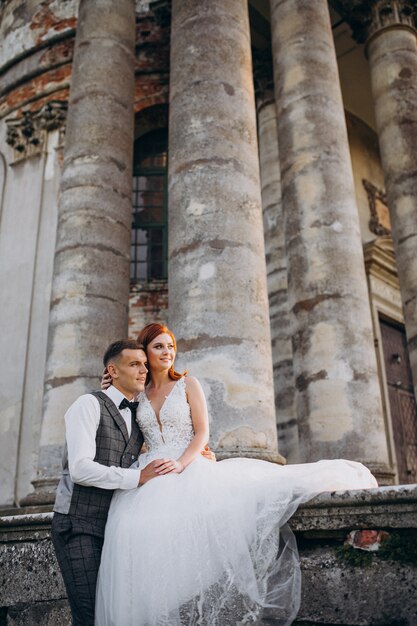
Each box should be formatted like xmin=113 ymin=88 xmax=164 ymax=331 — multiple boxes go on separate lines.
xmin=1 ymin=486 xmax=416 ymax=625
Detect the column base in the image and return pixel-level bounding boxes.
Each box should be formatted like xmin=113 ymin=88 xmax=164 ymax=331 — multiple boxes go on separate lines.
xmin=215 ymin=449 xmax=287 ymax=464
xmin=19 ymin=477 xmax=58 ymax=507
xmin=366 ymin=462 xmax=396 ymax=486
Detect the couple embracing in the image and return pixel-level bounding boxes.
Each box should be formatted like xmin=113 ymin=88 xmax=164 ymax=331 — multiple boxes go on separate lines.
xmin=52 ymin=322 xmax=377 ymax=626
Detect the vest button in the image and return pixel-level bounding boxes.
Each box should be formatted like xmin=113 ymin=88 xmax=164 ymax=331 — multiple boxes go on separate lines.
xmin=131 ymin=455 xmax=135 ymax=460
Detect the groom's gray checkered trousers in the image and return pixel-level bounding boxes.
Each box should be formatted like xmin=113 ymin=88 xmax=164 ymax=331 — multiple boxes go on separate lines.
xmin=51 ymin=392 xmax=144 ymax=626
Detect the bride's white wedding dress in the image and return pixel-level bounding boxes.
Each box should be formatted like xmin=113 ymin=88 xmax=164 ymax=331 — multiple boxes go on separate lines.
xmin=95 ymin=377 xmax=377 ymax=626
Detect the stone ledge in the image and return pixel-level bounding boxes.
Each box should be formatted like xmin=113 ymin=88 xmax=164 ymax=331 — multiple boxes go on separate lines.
xmin=2 ymin=485 xmax=416 ymax=538
xmin=1 ymin=486 xmax=416 ymax=625
xmin=291 ymin=484 xmax=417 ymax=532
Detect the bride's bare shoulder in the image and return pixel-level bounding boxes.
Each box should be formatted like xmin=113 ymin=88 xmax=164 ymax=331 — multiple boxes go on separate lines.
xmin=183 ymin=374 xmax=199 ymax=385
xmin=183 ymin=375 xmax=204 ymax=394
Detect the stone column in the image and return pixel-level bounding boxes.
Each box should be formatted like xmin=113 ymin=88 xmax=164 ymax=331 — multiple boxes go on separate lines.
xmin=270 ymin=0 xmax=392 ymax=480
xmin=257 ymin=92 xmax=299 ymax=463
xmin=168 ymin=0 xmax=282 ymax=462
xmin=28 ymin=0 xmax=136 ymax=504
xmin=365 ymin=2 xmax=417 ymax=399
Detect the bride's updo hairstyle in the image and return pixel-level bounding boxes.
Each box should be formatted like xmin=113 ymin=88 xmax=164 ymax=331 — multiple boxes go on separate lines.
xmin=137 ymin=322 xmax=187 ymax=383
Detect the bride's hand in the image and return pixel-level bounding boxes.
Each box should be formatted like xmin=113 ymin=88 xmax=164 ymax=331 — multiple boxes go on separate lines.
xmin=201 ymin=445 xmax=216 ymax=462
xmin=101 ymin=368 xmax=112 ymax=390
xmin=155 ymin=459 xmax=184 ymax=475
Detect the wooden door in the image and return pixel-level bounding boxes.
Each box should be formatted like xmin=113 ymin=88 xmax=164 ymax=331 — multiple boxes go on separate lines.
xmin=380 ymin=318 xmax=417 ymax=484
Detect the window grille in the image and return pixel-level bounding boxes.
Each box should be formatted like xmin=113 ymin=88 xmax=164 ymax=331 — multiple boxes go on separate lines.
xmin=131 ymin=128 xmax=168 ymax=281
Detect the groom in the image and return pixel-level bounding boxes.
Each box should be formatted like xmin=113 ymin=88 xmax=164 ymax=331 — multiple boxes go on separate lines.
xmin=51 ymin=339 xmax=211 ymax=626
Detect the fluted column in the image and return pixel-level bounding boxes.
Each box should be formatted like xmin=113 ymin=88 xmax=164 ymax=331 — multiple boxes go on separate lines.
xmin=27 ymin=0 xmax=136 ymax=504
xmin=365 ymin=2 xmax=417 ymax=399
xmin=257 ymin=93 xmax=299 ymax=463
xmin=168 ymin=0 xmax=282 ymax=462
xmin=270 ymin=0 xmax=392 ymax=480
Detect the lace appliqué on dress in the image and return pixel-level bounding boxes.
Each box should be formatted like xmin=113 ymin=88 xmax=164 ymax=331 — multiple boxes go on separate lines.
xmin=136 ymin=377 xmax=194 ymax=454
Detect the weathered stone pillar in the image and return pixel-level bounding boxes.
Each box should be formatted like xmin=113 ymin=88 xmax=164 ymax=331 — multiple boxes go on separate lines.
xmin=270 ymin=0 xmax=392 ymax=480
xmin=257 ymin=93 xmax=299 ymax=463
xmin=365 ymin=2 xmax=417 ymax=399
xmin=27 ymin=0 xmax=136 ymax=504
xmin=168 ymin=0 xmax=282 ymax=462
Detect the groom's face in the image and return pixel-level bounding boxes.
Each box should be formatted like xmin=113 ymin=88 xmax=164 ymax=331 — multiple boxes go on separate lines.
xmin=108 ymin=348 xmax=148 ymax=399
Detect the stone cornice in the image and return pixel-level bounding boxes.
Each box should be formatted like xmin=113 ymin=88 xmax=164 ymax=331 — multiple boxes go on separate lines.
xmin=333 ymin=0 xmax=417 ymax=44
xmin=363 ymin=235 xmax=400 ymax=291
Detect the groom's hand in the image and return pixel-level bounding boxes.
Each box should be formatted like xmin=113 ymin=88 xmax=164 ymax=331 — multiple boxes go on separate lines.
xmin=139 ymin=459 xmax=170 ymax=485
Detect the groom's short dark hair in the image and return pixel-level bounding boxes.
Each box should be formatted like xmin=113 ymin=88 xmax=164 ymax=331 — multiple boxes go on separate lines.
xmin=103 ymin=339 xmax=145 ymax=367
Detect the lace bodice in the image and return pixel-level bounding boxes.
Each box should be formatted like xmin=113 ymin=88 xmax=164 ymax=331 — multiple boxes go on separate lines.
xmin=136 ymin=377 xmax=194 ymax=454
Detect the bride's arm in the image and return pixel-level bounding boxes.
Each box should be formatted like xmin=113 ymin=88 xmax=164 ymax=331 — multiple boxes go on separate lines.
xmin=178 ymin=376 xmax=209 ymax=470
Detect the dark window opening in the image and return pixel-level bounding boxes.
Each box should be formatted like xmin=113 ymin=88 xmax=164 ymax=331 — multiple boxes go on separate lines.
xmin=131 ymin=128 xmax=168 ymax=282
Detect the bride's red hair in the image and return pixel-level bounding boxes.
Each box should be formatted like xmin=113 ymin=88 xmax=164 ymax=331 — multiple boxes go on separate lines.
xmin=137 ymin=323 xmax=186 ymax=383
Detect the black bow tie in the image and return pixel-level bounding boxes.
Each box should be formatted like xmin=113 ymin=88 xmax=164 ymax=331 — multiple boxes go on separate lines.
xmin=119 ymin=398 xmax=139 ymax=417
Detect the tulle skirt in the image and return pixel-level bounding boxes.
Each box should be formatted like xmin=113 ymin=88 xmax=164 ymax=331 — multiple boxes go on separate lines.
xmin=95 ymin=446 xmax=377 ymax=626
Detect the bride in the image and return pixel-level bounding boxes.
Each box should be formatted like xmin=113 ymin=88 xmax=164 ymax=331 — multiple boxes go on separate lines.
xmin=95 ymin=323 xmax=377 ymax=626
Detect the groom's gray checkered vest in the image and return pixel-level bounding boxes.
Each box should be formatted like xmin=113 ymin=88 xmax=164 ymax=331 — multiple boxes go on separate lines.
xmin=54 ymin=391 xmax=144 ymax=523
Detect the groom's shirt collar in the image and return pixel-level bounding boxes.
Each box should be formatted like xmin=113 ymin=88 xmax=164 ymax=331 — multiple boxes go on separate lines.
xmin=104 ymin=385 xmax=133 ymax=437
xmin=105 ymin=384 xmax=132 ymax=406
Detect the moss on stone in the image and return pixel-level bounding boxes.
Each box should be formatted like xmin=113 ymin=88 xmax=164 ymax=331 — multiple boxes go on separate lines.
xmin=377 ymin=530 xmax=417 ymax=566
xmin=336 ymin=530 xmax=417 ymax=567
xmin=335 ymin=543 xmax=373 ymax=567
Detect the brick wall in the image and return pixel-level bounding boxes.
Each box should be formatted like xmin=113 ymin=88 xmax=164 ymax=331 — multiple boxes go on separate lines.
xmin=128 ymin=280 xmax=168 ymax=338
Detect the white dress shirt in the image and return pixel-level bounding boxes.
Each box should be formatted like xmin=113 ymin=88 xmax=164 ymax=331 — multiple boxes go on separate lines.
xmin=65 ymin=385 xmax=141 ymax=490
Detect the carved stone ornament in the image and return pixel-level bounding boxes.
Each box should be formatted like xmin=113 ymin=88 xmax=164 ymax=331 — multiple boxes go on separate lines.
xmin=363 ymin=178 xmax=391 ymax=236
xmin=5 ymin=100 xmax=67 ymax=163
xmin=334 ymin=0 xmax=417 ymax=44
xmin=368 ymin=0 xmax=417 ymax=40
